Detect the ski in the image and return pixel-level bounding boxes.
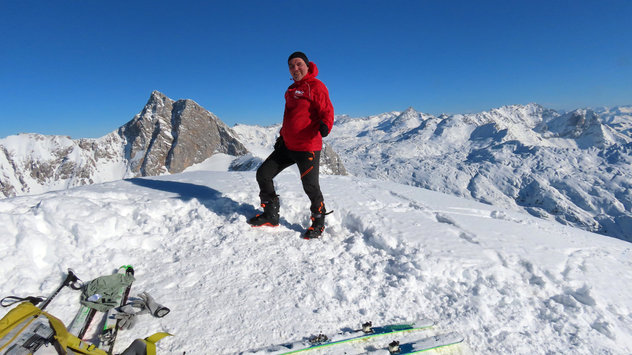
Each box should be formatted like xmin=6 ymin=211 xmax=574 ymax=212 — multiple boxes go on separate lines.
xmin=67 ymin=302 xmax=97 ymax=340
xmin=66 ymin=266 xmax=126 ymax=341
xmin=251 ymin=319 xmax=434 ymax=354
xmin=96 ymin=265 xmax=135 ymax=354
xmin=377 ymin=332 xmax=464 ymax=354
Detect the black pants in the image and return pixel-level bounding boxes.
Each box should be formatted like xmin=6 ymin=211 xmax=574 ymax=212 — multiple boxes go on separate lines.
xmin=256 ymin=144 xmax=324 ymax=214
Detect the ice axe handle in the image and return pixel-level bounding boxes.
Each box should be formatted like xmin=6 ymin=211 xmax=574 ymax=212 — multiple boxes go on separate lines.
xmin=40 ymin=268 xmax=82 ymax=310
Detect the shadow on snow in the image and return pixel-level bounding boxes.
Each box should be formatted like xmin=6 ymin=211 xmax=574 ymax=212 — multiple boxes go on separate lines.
xmin=127 ymin=178 xmax=304 ymax=233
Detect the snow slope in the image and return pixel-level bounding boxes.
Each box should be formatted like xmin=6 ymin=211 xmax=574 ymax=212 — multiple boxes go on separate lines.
xmin=0 ymin=170 xmax=631 ymax=354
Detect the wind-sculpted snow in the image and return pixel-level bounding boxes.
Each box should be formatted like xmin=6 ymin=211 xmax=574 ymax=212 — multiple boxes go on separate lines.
xmin=327 ymin=104 xmax=632 ymax=242
xmin=0 ymin=171 xmax=630 ymax=354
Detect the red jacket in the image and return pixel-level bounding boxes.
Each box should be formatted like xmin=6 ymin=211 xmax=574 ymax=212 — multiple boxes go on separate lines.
xmin=280 ymin=62 xmax=334 ymax=151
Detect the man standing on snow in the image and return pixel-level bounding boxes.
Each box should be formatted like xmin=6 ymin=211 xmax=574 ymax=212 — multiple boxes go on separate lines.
xmin=248 ymin=51 xmax=334 ymax=239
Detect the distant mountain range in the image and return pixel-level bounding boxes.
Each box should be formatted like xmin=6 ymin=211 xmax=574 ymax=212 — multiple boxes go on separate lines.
xmin=0 ymin=91 xmax=346 ymax=198
xmin=325 ymin=104 xmax=632 ymax=243
xmin=1 ymin=92 xmax=630 ymax=242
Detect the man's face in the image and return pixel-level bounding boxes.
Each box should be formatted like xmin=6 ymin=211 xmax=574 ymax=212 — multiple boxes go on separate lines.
xmin=289 ymin=58 xmax=309 ymax=81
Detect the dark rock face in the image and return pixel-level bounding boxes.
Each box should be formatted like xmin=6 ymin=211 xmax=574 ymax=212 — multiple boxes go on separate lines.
xmin=321 ymin=143 xmax=348 ymax=176
xmin=119 ymin=91 xmax=248 ymax=176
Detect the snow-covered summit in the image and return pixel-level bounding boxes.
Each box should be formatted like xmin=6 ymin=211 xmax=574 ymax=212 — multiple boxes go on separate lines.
xmin=1 ymin=99 xmax=632 ymax=353
xmin=0 ymin=170 xmax=630 ymax=354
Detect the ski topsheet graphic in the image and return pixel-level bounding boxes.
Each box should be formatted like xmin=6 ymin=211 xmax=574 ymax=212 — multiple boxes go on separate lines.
xmin=243 ymin=319 xmax=435 ymax=354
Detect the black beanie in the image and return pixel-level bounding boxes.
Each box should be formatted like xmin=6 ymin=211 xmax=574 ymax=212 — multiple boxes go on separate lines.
xmin=288 ymin=51 xmax=309 ymax=66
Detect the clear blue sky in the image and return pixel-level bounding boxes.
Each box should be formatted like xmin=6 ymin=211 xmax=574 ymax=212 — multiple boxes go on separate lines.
xmin=1 ymin=0 xmax=631 ymax=138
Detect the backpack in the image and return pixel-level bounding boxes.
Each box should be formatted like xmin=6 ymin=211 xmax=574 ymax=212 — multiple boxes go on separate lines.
xmin=0 ymin=301 xmax=108 ymax=354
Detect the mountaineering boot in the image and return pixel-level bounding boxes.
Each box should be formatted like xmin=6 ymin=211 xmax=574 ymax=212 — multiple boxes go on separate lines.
xmin=302 ymin=212 xmax=325 ymax=239
xmin=248 ymin=197 xmax=280 ymax=227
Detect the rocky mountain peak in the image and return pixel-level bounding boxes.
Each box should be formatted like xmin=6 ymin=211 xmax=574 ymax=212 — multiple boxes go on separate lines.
xmin=119 ymin=91 xmax=248 ymax=176
xmin=148 ymin=89 xmax=173 ymax=105
xmin=539 ymin=108 xmax=630 ymax=148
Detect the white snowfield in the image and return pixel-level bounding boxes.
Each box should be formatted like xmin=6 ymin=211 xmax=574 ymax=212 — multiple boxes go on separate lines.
xmin=0 ymin=170 xmax=631 ymax=354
